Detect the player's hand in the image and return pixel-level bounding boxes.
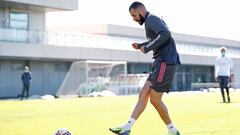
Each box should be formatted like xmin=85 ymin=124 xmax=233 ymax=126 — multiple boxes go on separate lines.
xmin=140 ymin=46 xmax=146 ymax=53
xmin=132 ymin=43 xmax=139 ymax=50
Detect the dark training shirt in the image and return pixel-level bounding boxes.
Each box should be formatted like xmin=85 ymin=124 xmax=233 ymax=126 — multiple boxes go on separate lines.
xmin=138 ymin=14 xmax=180 ymax=65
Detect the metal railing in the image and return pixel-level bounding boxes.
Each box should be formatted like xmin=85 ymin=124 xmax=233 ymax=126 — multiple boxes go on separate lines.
xmin=0 ymin=28 xmax=46 ymax=44
xmin=0 ymin=27 xmax=141 ymax=50
xmin=1 ymin=27 xmax=240 ymax=58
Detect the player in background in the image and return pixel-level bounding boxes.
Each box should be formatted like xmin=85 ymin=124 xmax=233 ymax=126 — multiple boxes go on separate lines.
xmin=110 ymin=1 xmax=181 ymax=135
xmin=215 ymin=47 xmax=234 ymax=103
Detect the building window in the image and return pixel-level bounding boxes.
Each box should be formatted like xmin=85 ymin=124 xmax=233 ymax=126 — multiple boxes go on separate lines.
xmin=8 ymin=11 xmax=29 ymax=42
xmin=172 ymin=65 xmax=214 ymax=91
xmin=127 ymin=63 xmax=151 ymax=74
xmin=11 ymin=62 xmax=25 ymax=70
xmin=10 ymin=12 xmax=28 ymax=29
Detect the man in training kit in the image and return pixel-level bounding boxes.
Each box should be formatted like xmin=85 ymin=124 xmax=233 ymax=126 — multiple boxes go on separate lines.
xmin=215 ymin=47 xmax=233 ymax=103
xmin=110 ymin=1 xmax=181 ymax=135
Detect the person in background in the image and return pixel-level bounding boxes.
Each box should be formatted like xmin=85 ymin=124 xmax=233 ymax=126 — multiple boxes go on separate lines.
xmin=215 ymin=47 xmax=234 ymax=103
xmin=21 ymin=66 xmax=32 ymax=100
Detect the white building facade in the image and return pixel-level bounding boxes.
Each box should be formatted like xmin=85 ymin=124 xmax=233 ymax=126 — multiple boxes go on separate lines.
xmin=0 ymin=1 xmax=239 ymax=98
xmin=0 ymin=0 xmax=78 ymax=98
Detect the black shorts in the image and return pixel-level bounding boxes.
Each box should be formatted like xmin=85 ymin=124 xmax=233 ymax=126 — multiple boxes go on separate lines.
xmin=147 ymin=60 xmax=177 ymax=93
xmin=218 ymin=76 xmax=229 ymax=88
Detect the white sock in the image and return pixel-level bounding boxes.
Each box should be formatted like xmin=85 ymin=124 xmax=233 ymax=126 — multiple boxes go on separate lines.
xmin=167 ymin=123 xmax=178 ymax=134
xmin=122 ymin=117 xmax=136 ymax=130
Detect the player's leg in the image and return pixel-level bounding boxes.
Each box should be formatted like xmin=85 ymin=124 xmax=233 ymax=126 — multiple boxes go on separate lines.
xmin=130 ymin=80 xmax=151 ymax=119
xmin=20 ymin=86 xmax=26 ymax=100
xmin=220 ymin=87 xmax=225 ymax=102
xmin=150 ymin=90 xmax=180 ymax=135
xmin=26 ymin=85 xmax=30 ymax=99
xmin=149 ymin=62 xmax=180 ymax=135
xmin=109 ymin=80 xmax=151 ymax=134
xmin=226 ymin=86 xmax=230 ymax=102
xmin=224 ymin=76 xmax=230 ymax=102
xmin=219 ymin=77 xmax=225 ymax=102
xmin=150 ymin=90 xmax=171 ymax=124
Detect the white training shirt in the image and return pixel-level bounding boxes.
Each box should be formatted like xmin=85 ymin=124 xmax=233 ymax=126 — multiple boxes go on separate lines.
xmin=215 ymin=55 xmax=233 ymax=78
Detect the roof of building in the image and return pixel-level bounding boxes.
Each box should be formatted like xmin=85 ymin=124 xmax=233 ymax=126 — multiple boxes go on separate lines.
xmin=0 ymin=0 xmax=78 ymax=11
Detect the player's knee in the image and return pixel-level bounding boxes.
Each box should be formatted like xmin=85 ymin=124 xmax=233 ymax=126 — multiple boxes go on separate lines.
xmin=138 ymin=88 xmax=150 ymax=98
xmin=150 ymin=96 xmax=161 ymax=106
xmin=138 ymin=92 xmax=148 ymax=102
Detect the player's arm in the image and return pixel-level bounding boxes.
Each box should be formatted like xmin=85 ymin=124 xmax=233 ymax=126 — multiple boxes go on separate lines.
xmin=29 ymin=72 xmax=32 ymax=81
xmin=132 ymin=41 xmax=149 ymax=50
xmin=142 ymin=16 xmax=171 ymax=53
xmin=143 ymin=32 xmax=171 ymax=53
xmin=138 ymin=41 xmax=149 ymax=48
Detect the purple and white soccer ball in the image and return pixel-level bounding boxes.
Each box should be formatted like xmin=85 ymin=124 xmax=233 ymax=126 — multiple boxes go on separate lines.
xmin=55 ymin=128 xmax=72 ymax=135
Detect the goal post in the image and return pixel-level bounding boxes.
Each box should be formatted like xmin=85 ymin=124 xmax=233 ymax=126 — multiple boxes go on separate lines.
xmin=56 ymin=60 xmax=127 ymax=97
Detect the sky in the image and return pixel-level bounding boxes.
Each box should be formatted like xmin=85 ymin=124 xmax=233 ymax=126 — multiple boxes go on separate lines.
xmin=46 ymin=0 xmax=240 ymax=41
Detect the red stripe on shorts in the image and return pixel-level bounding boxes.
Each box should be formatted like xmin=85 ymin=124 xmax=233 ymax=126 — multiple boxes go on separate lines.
xmin=157 ymin=62 xmax=166 ymax=82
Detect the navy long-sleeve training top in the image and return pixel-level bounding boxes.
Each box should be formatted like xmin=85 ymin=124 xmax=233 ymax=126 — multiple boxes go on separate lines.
xmin=138 ymin=13 xmax=180 ymax=65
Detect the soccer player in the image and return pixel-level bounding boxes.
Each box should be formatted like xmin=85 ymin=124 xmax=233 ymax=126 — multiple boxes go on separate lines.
xmin=110 ymin=1 xmax=181 ymax=135
xmin=215 ymin=47 xmax=234 ymax=103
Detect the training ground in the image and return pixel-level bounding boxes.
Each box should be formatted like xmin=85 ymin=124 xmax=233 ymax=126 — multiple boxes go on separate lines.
xmin=0 ymin=91 xmax=240 ymax=135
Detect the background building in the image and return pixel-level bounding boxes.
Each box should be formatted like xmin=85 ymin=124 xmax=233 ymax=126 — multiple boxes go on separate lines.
xmin=0 ymin=1 xmax=240 ymax=98
xmin=0 ymin=0 xmax=78 ymax=98
xmin=47 ymin=24 xmax=240 ymax=92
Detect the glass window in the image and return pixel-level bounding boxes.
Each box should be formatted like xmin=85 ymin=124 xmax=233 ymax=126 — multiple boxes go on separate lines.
xmin=172 ymin=65 xmax=215 ymax=91
xmin=127 ymin=63 xmax=151 ymax=74
xmin=11 ymin=62 xmax=25 ymax=70
xmin=10 ymin=12 xmax=28 ymax=29
xmin=9 ymin=12 xmax=29 ymax=42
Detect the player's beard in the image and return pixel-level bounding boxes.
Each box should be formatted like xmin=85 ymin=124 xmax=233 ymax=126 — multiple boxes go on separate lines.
xmin=138 ymin=14 xmax=145 ymax=25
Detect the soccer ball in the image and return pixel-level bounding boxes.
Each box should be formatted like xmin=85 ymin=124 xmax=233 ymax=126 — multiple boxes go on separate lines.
xmin=55 ymin=128 xmax=72 ymax=135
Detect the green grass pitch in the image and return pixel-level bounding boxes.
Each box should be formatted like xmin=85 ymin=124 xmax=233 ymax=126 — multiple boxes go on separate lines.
xmin=0 ymin=91 xmax=240 ymax=135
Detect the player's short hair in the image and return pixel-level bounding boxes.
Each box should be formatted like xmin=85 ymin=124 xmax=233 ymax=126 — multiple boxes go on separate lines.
xmin=129 ymin=1 xmax=145 ymax=11
xmin=220 ymin=46 xmax=227 ymax=52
